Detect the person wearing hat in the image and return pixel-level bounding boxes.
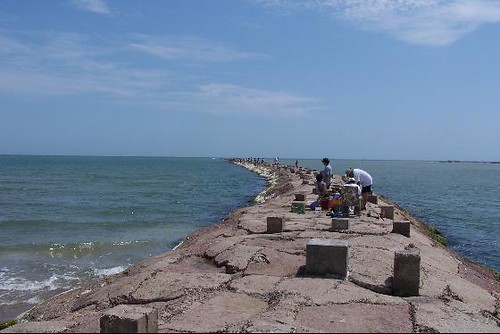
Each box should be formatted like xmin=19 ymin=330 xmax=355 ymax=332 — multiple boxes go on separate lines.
xmin=321 ymin=157 xmax=333 ymax=189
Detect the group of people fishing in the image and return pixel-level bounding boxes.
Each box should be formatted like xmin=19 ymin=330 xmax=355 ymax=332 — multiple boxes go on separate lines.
xmin=311 ymin=157 xmax=373 ymax=213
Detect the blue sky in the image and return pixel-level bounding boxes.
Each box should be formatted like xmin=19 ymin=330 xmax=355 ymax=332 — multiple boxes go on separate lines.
xmin=1 ymin=0 xmax=499 ymax=161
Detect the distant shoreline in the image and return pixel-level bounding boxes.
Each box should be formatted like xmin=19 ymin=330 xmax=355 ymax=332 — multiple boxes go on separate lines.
xmin=438 ymin=160 xmax=500 ymax=164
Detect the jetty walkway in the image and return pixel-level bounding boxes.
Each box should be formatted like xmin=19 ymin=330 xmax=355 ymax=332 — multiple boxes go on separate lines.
xmin=2 ymin=161 xmax=499 ymax=333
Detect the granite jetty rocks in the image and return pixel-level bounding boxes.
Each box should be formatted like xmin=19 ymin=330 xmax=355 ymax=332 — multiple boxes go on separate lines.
xmin=3 ymin=161 xmax=499 ymax=333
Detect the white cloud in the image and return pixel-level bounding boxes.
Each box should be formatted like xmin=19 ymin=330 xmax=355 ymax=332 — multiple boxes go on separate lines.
xmin=0 ymin=31 xmax=316 ymax=118
xmin=72 ymin=0 xmax=111 ymax=15
xmin=128 ymin=35 xmax=267 ymax=62
xmin=252 ymin=0 xmax=500 ymax=46
xmin=121 ymin=83 xmax=319 ymax=118
xmin=194 ymin=83 xmax=318 ymax=117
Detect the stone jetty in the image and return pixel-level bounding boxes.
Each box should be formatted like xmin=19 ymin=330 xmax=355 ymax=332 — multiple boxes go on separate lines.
xmin=2 ymin=161 xmax=499 ymax=333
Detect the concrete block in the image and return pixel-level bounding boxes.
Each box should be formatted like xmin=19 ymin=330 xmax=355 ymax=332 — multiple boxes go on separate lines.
xmin=367 ymin=194 xmax=378 ymax=204
xmin=291 ymin=201 xmax=305 ymax=214
xmin=380 ymin=205 xmax=395 ymax=219
xmin=393 ymin=248 xmax=420 ymax=296
xmin=341 ymin=206 xmax=350 ymax=217
xmin=295 ymin=193 xmax=306 ymax=201
xmin=266 ymin=216 xmax=284 ymax=233
xmin=100 ymin=304 xmax=158 ymax=333
xmin=306 ymin=239 xmax=348 ymax=278
xmin=331 ymin=218 xmax=349 ymax=230
xmin=392 ymin=220 xmax=411 ymax=237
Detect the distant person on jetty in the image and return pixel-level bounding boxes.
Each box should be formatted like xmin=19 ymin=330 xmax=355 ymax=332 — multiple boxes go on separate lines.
xmin=309 ymin=173 xmax=328 ymax=210
xmin=321 ymin=157 xmax=333 ymax=189
xmin=295 ymin=160 xmax=299 ymax=168
xmin=345 ymin=168 xmax=373 ymax=210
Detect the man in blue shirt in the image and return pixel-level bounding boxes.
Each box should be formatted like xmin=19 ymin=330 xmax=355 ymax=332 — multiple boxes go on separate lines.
xmin=321 ymin=157 xmax=333 ymax=189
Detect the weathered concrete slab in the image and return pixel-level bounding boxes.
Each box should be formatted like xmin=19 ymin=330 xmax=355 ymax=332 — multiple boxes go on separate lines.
xmin=295 ymin=303 xmax=413 ymax=333
xmin=348 ymin=216 xmax=393 ymax=234
xmin=238 ymin=218 xmax=267 ymax=233
xmin=447 ymin=276 xmax=497 ymax=313
xmin=229 ymin=275 xmax=282 ymax=295
xmin=71 ymin=271 xmax=151 ymax=312
xmin=236 ymin=295 xmax=312 ymax=333
xmin=131 ymin=272 xmax=232 ymax=302
xmin=348 ymin=244 xmax=394 ymax=294
xmin=214 ymin=244 xmax=263 ymax=273
xmin=164 ymin=292 xmax=268 ymax=333
xmin=244 ymin=248 xmax=304 ymax=276
xmin=157 ymin=254 xmax=226 ymax=274
xmin=204 ymin=236 xmax=242 ymax=258
xmin=412 ymin=297 xmax=500 ymax=333
xmin=275 ymin=278 xmax=402 ymax=305
xmin=1 ymin=321 xmax=74 ymax=333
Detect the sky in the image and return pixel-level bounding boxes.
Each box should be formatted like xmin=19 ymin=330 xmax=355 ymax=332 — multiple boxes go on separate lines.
xmin=1 ymin=0 xmax=499 ymax=161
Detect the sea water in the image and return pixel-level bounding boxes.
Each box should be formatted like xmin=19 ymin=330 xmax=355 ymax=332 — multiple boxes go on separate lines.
xmin=0 ymin=156 xmax=499 ymax=322
xmin=283 ymin=158 xmax=500 ymax=272
xmin=0 ymin=156 xmax=265 ymax=321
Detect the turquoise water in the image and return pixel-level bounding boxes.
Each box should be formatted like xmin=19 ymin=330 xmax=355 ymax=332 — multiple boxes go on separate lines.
xmin=0 ymin=156 xmax=265 ymax=320
xmin=0 ymin=156 xmax=498 ymax=322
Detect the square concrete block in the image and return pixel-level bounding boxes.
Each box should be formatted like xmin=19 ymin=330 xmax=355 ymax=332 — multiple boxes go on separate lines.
xmin=331 ymin=218 xmax=349 ymax=230
xmin=306 ymin=239 xmax=348 ymax=278
xmin=380 ymin=205 xmax=395 ymax=219
xmin=100 ymin=304 xmax=158 ymax=333
xmin=393 ymin=248 xmax=420 ymax=297
xmin=266 ymin=216 xmax=284 ymax=233
xmin=392 ymin=220 xmax=411 ymax=237
xmin=295 ymin=193 xmax=306 ymax=201
xmin=367 ymin=194 xmax=378 ymax=204
xmin=291 ymin=201 xmax=305 ymax=214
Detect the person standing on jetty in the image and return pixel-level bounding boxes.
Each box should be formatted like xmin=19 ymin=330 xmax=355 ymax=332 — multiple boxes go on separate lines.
xmin=321 ymin=157 xmax=333 ymax=189
xmin=345 ymin=168 xmax=373 ymax=210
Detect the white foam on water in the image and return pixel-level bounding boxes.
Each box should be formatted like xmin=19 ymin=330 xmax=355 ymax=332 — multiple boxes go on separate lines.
xmin=93 ymin=266 xmax=126 ymax=277
xmin=0 ymin=268 xmax=79 ymax=293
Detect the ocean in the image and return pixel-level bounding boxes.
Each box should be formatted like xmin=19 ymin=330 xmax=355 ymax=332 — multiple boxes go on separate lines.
xmin=0 ymin=155 xmax=499 ymax=322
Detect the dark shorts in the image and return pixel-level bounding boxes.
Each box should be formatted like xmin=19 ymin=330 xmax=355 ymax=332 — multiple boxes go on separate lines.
xmin=361 ymin=185 xmax=372 ymax=194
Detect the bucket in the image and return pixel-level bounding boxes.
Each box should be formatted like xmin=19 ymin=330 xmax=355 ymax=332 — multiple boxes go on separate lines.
xmin=320 ymin=199 xmax=329 ymax=210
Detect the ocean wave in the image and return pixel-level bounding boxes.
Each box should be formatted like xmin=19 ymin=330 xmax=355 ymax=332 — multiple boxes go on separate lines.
xmin=0 ymin=268 xmax=78 ymax=294
xmin=0 ymin=240 xmax=154 ymax=259
xmin=93 ymin=266 xmax=127 ymax=277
